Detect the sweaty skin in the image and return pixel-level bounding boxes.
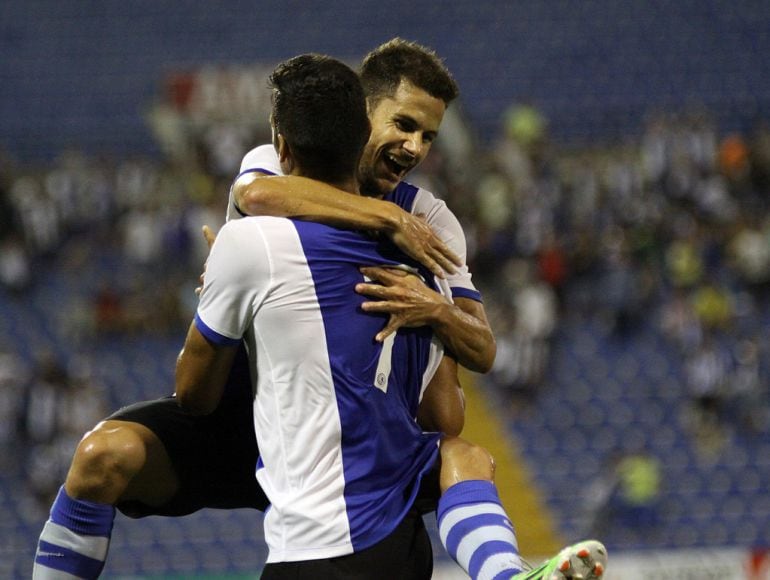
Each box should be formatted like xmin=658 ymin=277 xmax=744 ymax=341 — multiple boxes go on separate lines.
xmin=231 ymin=80 xmax=495 ymax=372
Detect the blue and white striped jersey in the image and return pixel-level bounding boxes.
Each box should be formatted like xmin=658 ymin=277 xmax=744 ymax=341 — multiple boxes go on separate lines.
xmin=195 ymin=215 xmax=444 ymax=562
xmin=230 ymin=144 xmax=482 ymax=304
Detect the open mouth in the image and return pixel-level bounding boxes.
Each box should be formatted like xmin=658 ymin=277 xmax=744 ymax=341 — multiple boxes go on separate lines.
xmin=382 ymin=153 xmax=412 ymax=180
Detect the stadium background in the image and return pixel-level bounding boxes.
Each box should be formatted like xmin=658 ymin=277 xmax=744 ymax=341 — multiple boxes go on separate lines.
xmin=2 ymin=1 xmax=770 ymax=578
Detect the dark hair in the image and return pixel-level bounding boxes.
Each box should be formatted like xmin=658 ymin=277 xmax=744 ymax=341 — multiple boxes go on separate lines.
xmin=360 ymin=38 xmax=459 ymax=108
xmin=269 ymin=54 xmax=370 ymax=182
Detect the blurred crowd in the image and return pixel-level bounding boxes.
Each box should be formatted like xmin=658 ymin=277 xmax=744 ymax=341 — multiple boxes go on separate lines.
xmin=2 ymin=103 xmax=770 ymax=512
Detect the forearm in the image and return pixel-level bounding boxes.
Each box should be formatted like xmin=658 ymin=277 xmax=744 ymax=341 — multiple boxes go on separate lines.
xmin=233 ymin=174 xmax=402 ymax=232
xmin=417 ymin=357 xmax=464 ymax=436
xmin=430 ymin=302 xmax=496 ymax=374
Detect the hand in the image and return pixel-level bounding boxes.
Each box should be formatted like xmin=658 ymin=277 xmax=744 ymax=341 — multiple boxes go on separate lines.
xmin=356 ymin=266 xmax=450 ymax=341
xmin=195 ymin=225 xmax=217 ymax=297
xmin=388 ymin=211 xmax=461 ymax=279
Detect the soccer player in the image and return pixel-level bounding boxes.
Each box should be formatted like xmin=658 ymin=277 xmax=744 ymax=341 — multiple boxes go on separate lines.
xmin=176 ymin=53 xmax=445 ymax=577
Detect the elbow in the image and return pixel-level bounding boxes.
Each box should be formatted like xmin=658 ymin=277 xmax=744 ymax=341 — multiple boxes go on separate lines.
xmin=478 ymin=332 xmax=497 ymax=374
xmin=463 ymin=337 xmax=497 ymax=374
xmin=477 ymin=341 xmax=497 ymax=374
xmin=232 ymin=178 xmax=270 ymax=217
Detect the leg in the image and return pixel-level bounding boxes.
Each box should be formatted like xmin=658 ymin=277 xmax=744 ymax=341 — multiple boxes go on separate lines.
xmin=437 ymin=436 xmax=525 ymax=580
xmin=436 ymin=436 xmax=607 ymax=580
xmin=438 ymin=434 xmax=496 ymax=492
xmin=33 ymin=419 xmax=179 ymax=579
xmin=66 ymin=419 xmax=179 ymax=505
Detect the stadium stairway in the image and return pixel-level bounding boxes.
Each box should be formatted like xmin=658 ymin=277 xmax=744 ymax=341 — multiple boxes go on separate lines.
xmin=459 ymin=368 xmax=563 ymax=558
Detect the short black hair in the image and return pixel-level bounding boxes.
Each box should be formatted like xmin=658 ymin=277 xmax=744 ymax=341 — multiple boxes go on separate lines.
xmin=270 ymin=54 xmax=371 ymax=183
xmin=360 ymin=38 xmax=459 ymax=108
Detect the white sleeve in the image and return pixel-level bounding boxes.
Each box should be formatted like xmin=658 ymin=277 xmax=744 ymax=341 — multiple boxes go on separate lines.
xmin=412 ymin=188 xmax=480 ymax=301
xmin=226 ymin=144 xmax=285 ymax=222
xmin=239 ymin=144 xmax=284 ymax=174
xmin=195 ymin=218 xmax=270 ymax=344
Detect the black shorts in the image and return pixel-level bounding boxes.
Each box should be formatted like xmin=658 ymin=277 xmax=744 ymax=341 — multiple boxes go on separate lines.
xmin=260 ymin=507 xmax=433 ymax=580
xmin=109 ymin=392 xmax=269 ymax=518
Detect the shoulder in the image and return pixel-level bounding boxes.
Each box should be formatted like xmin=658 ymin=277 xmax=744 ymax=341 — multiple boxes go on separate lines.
xmin=405 ymin=183 xmax=462 ymax=235
xmin=217 ymin=216 xmax=289 ymax=248
xmin=389 ymin=181 xmax=454 ymax=223
xmin=239 ymin=144 xmax=283 ymax=175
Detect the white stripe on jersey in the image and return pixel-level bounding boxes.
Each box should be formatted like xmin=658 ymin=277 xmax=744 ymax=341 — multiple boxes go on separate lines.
xmin=197 ymin=217 xmax=443 ymax=562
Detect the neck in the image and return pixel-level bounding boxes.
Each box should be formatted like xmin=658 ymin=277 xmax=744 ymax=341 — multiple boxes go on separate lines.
xmin=292 ymin=169 xmax=360 ymax=196
xmin=326 ymin=176 xmax=361 ymax=195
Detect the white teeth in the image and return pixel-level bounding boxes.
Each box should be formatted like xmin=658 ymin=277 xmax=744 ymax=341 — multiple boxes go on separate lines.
xmin=386 ymin=154 xmax=408 ymax=168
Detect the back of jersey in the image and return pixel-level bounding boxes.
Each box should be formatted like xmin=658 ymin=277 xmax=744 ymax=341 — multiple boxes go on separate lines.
xmin=238 ymin=217 xmax=443 ymax=563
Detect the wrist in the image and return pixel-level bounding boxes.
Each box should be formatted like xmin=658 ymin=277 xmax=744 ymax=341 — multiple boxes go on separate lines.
xmin=376 ymin=200 xmax=406 ymax=234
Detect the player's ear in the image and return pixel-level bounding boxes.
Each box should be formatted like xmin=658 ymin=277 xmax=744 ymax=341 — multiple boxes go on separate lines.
xmin=276 ymin=134 xmax=294 ymax=173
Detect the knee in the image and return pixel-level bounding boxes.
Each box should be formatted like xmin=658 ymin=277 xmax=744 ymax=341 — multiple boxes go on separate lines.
xmin=439 ymin=436 xmax=495 ymax=492
xmin=65 ymin=421 xmax=148 ymax=502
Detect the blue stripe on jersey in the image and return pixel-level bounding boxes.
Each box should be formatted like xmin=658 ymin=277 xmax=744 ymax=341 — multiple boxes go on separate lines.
xmin=383 ymin=181 xmax=418 ymax=211
xmin=292 ymin=220 xmax=440 ymax=552
xmin=194 ymin=313 xmax=241 ymax=346
xmin=234 ymin=167 xmax=277 ymax=179
xmin=452 ymin=286 xmax=483 ymax=303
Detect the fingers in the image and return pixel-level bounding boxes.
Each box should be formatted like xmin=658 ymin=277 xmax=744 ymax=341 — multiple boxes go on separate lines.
xmin=433 ymin=244 xmax=462 ymax=271
xmin=423 ymin=257 xmax=446 ymax=279
xmin=202 ymin=225 xmax=216 ymax=248
xmin=359 ymin=299 xmax=396 ymax=312
xmin=375 ymin=320 xmax=400 ymax=342
xmin=359 ymin=267 xmax=404 ymax=284
xmin=415 ymin=241 xmax=460 ymax=278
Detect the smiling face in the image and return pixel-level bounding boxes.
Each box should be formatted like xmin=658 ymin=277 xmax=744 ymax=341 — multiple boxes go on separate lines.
xmin=358 ymin=80 xmax=446 ymax=198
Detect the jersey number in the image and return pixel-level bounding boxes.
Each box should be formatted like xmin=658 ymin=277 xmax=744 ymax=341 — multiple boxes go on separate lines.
xmin=373 ymin=333 xmax=396 ymax=393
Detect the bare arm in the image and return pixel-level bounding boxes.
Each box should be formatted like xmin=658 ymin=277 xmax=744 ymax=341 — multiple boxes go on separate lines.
xmin=232 ymin=173 xmax=460 ymax=278
xmin=357 ymin=267 xmax=496 ymax=373
xmin=417 ymin=356 xmax=465 ymax=436
xmin=175 ymin=321 xmax=238 ymax=416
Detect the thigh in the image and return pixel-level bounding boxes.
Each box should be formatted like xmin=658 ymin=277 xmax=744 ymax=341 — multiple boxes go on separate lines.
xmin=109 ymin=396 xmax=267 ymax=517
xmin=261 ymin=509 xmax=433 ymax=580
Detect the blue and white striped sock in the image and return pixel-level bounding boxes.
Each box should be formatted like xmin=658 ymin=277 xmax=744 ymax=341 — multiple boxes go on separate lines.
xmin=33 ymin=485 xmax=115 ymax=579
xmin=437 ymin=480 xmax=524 ymax=580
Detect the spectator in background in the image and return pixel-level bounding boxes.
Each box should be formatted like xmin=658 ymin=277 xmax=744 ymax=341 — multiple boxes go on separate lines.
xmin=611 ymin=450 xmax=662 ymax=532
xmin=691 ymin=279 xmax=735 ymax=332
xmin=683 ymin=332 xmax=732 ymax=454
xmin=582 ymin=447 xmax=661 ymax=539
xmin=22 ymin=353 xmax=108 ymax=518
xmin=21 ymin=352 xmax=73 ymax=512
xmin=9 ymin=176 xmax=61 ymax=258
xmin=658 ymin=287 xmax=703 ymax=354
xmin=490 ymin=258 xmax=557 ymax=411
xmin=726 ymin=336 xmax=769 ymax=436
xmin=0 ymin=348 xmax=29 ymax=471
xmin=728 ymin=214 xmax=770 ymax=305
xmin=0 ymin=233 xmax=32 ymax=293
